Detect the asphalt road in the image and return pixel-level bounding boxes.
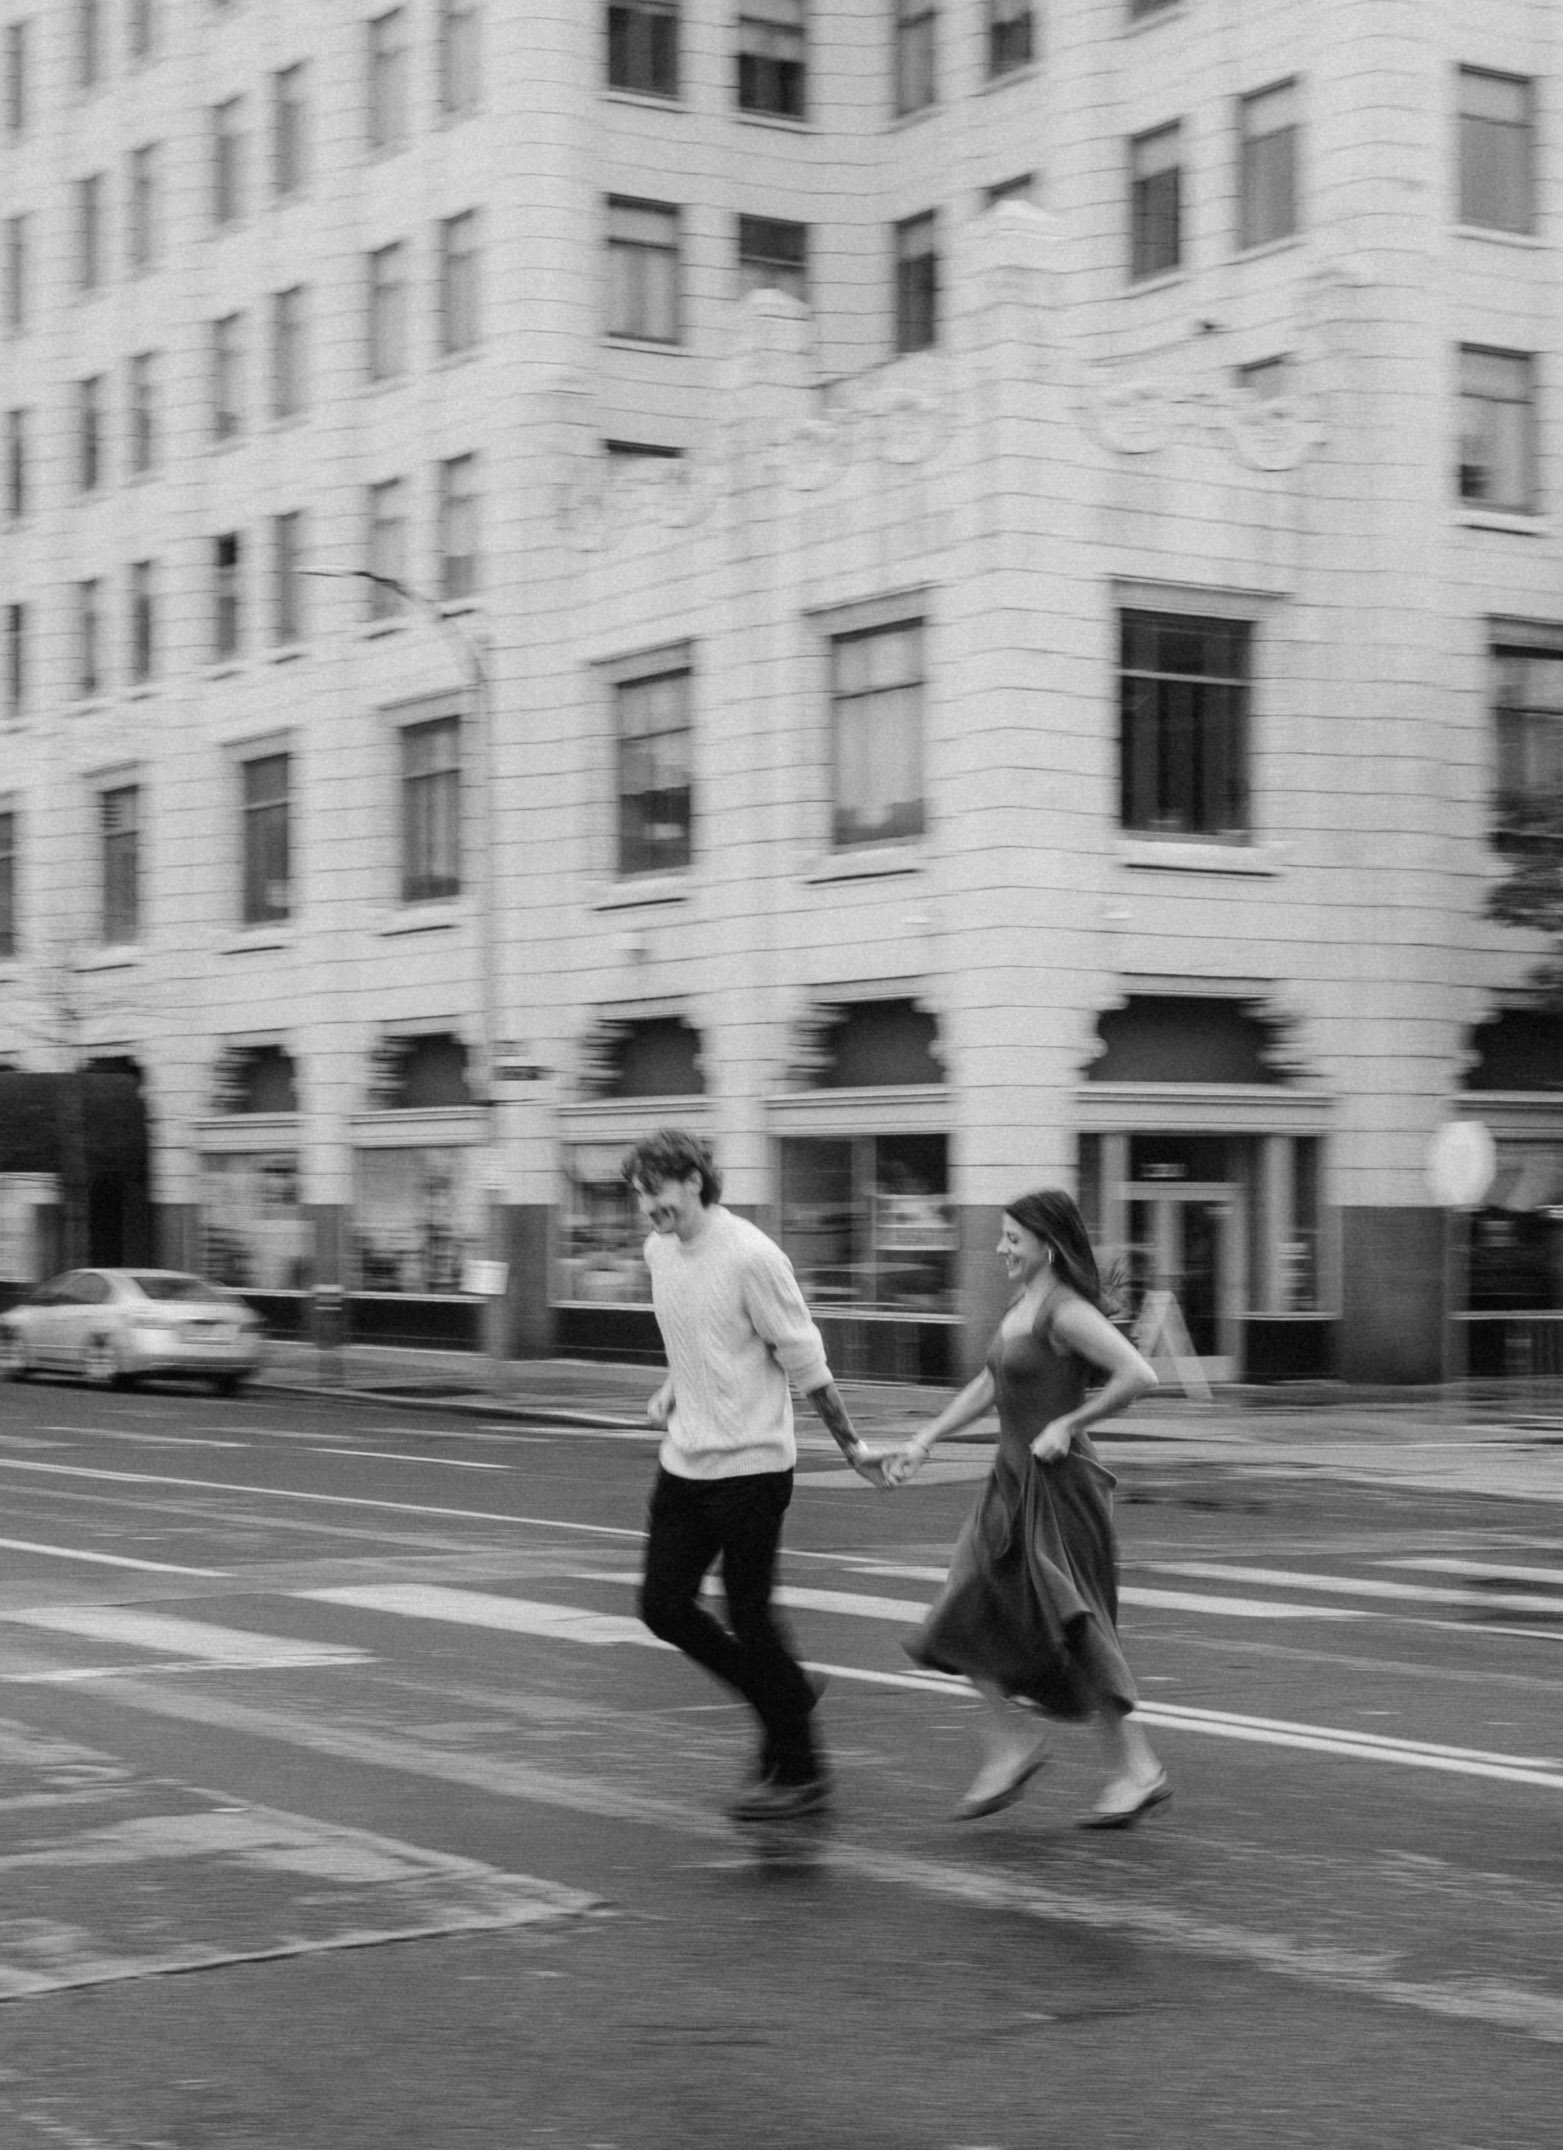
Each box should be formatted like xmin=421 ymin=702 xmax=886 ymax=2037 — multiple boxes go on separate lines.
xmin=1 ymin=1375 xmax=1561 ymax=2150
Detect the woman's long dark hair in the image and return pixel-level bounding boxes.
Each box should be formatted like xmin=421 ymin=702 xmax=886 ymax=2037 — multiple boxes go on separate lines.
xmin=1004 ymin=1188 xmax=1103 ymax=1309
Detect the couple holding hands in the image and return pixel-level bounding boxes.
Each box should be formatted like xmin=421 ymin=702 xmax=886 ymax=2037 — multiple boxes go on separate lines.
xmin=626 ymin=1131 xmax=1168 ymax=1831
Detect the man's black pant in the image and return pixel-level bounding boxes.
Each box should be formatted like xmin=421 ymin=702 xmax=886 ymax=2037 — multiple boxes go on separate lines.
xmin=639 ymin=1465 xmax=821 ymax=1783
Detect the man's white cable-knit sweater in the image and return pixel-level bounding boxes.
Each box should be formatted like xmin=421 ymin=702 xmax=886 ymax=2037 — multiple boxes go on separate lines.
xmin=645 ymin=1207 xmax=831 ymax=1481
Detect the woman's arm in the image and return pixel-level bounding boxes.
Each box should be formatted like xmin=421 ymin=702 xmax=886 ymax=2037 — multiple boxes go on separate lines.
xmin=1030 ymin=1297 xmax=1158 ymax=1461
xmin=884 ymin=1368 xmax=997 ymax=1483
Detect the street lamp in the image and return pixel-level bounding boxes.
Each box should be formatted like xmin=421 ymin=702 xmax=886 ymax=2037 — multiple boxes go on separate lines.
xmin=302 ymin=564 xmax=508 ymax=1370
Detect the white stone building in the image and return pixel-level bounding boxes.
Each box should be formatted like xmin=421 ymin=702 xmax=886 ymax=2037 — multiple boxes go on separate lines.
xmin=3 ymin=0 xmax=1562 ymax=1383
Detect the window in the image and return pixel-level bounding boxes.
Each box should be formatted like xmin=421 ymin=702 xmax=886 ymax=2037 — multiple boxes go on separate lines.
xmin=201 ymin=1151 xmax=309 ymax=1290
xmin=272 ymin=62 xmax=308 ymax=196
xmin=129 ymin=559 xmax=156 ymax=683
xmin=128 ymin=0 xmax=156 ymax=62
xmin=1458 ymin=347 xmax=1536 ymax=513
xmin=615 ymin=659 xmax=692 ymax=876
xmin=367 ymin=480 xmax=409 ymax=619
xmin=76 ymin=172 xmax=106 ymax=290
xmin=1238 ymin=80 xmax=1299 ymax=249
xmin=128 ymin=351 xmax=158 ymax=474
xmin=4 ymin=407 xmax=25 ymax=517
xmin=212 ymin=96 xmax=245 ymax=226
xmin=213 ymin=532 xmax=243 ymax=659
xmin=830 ymin=618 xmax=924 ymax=846
xmin=607 ymin=197 xmax=680 ymax=342
xmin=0 ymin=806 xmax=14 ymax=956
xmin=437 ymin=454 xmax=480 ymax=601
xmin=1129 ymin=121 xmax=1182 ymax=279
xmin=737 ymin=2 xmax=805 ymax=118
xmin=438 ymin=210 xmax=480 ymax=354
xmin=1458 ymin=68 xmax=1534 ymax=235
xmin=400 ymin=715 xmax=462 ymax=902
xmin=1129 ymin=0 xmax=1177 ymax=16
xmin=271 ymin=285 xmax=307 ymax=417
xmin=1493 ymin=647 xmax=1563 ymax=835
xmin=1238 ymin=353 xmax=1291 ymax=403
xmin=1119 ymin=610 xmax=1251 ymax=836
xmin=5 ymin=19 xmax=28 ymax=133
xmin=4 ymin=214 xmax=28 ymax=331
xmin=894 ymin=0 xmax=936 ymax=116
xmin=240 ymin=753 xmax=291 ymax=924
xmin=77 ymin=374 xmax=106 ymax=490
xmin=352 ymin=1141 xmax=476 ymax=1291
xmin=608 ymin=1 xmax=678 ymax=97
xmin=438 ymin=0 xmax=480 ymax=115
xmin=737 ymin=214 xmax=808 ymax=301
xmin=99 ymin=783 xmax=140 ymax=945
xmin=367 ymin=241 xmax=409 ymax=378
xmin=76 ymin=0 xmax=103 ymax=90
xmin=893 ymin=212 xmax=938 ymax=353
xmin=127 ymin=143 xmax=158 ymax=271
xmin=76 ymin=577 xmax=104 ymax=696
xmin=986 ymin=0 xmax=1033 ymax=78
xmin=4 ymin=602 xmax=25 ymax=717
xmin=366 ymin=9 xmax=409 ymax=154
xmin=271 ymin=509 xmax=307 ymax=644
xmin=210 ymin=313 xmax=244 ymax=440
xmin=780 ymin=1134 xmax=953 ymax=1313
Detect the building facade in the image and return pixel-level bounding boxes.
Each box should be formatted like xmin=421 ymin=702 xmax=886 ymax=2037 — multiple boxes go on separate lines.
xmin=3 ymin=0 xmax=1562 ymax=1383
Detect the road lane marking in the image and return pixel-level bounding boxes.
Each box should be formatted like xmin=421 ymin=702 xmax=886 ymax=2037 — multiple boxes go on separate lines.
xmin=0 ymin=1537 xmax=226 ymax=1576
xmin=304 ymin=1584 xmax=658 ymax=1647
xmin=1148 ymin=1561 xmax=1563 ymax=1614
xmin=304 ymin=1449 xmax=513 ymax=1471
xmin=60 ymin=1677 xmax=1563 ymax=2044
xmin=0 ymin=1458 xmax=645 ymax=1537
xmin=43 ymin=1430 xmax=252 ymax=1450
xmin=1383 ymin=1557 xmax=1563 ymax=1586
xmin=0 ymin=1607 xmax=369 ymax=1670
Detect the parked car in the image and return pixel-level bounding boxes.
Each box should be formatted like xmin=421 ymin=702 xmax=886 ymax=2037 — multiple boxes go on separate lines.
xmin=0 ymin=1268 xmax=264 ymax=1394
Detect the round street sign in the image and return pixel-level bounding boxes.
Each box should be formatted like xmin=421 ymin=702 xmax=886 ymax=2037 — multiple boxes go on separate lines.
xmin=1426 ymin=1119 xmax=1497 ymax=1209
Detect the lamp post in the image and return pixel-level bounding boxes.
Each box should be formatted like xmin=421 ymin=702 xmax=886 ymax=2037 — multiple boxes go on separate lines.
xmin=301 ymin=565 xmax=508 ymax=1373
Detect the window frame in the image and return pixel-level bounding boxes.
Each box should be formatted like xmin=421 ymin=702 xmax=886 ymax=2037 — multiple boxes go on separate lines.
xmin=1118 ymin=608 xmax=1254 ymax=839
xmin=77 ymin=373 xmax=106 ymax=491
xmin=271 ymin=509 xmax=307 ymax=646
xmin=128 ymin=350 xmax=158 ymax=475
xmin=437 ymin=453 xmax=480 ymax=602
xmin=76 ymin=575 xmax=105 ymax=698
xmin=4 ymin=405 xmax=25 ymax=519
xmin=893 ymin=0 xmax=937 ymax=118
xmin=737 ymin=1 xmax=806 ymax=120
xmin=98 ymin=780 xmax=141 ymax=946
xmin=367 ymin=478 xmax=410 ymax=620
xmin=609 ymin=647 xmax=695 ymax=880
xmin=1129 ymin=121 xmax=1183 ymax=281
xmin=823 ymin=605 xmax=928 ymax=851
xmin=210 ymin=311 xmax=244 ymax=442
xmin=272 ymin=61 xmax=308 ymax=198
xmin=736 ymin=213 xmax=809 ymax=301
xmin=366 ymin=7 xmax=410 ymax=155
xmin=239 ymin=749 xmax=292 ymax=926
xmin=1457 ymin=65 xmax=1534 ymax=236
xmin=1458 ymin=344 xmax=1538 ymax=515
xmin=270 ymin=284 xmax=307 ymax=419
xmin=985 ymin=0 xmax=1033 ymax=81
xmin=366 ymin=239 xmax=409 ymax=380
xmin=893 ymin=210 xmax=938 ymax=354
xmin=606 ymin=195 xmax=682 ymax=344
xmin=76 ymin=172 xmax=107 ymax=292
xmin=128 ymin=558 xmax=156 ymax=684
xmin=3 ymin=600 xmax=25 ymax=720
xmin=211 ymin=96 xmax=245 ymax=228
xmin=0 ymin=801 xmax=15 ymax=958
xmin=1492 ymin=640 xmax=1563 ymax=835
xmin=438 ymin=0 xmax=481 ymax=116
xmin=399 ymin=711 xmax=463 ymax=904
xmin=127 ymin=141 xmax=158 ymax=272
xmin=213 ymin=530 xmax=244 ymax=661
xmin=1237 ymin=79 xmax=1300 ymax=251
xmin=607 ymin=0 xmax=679 ymax=100
xmin=438 ymin=209 xmax=481 ymax=356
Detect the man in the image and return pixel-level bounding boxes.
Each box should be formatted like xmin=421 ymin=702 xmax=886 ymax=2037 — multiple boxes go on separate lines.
xmin=623 ymin=1127 xmax=884 ymax=1821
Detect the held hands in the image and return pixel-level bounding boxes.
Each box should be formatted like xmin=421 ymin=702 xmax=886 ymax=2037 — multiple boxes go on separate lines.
xmin=646 ymin=1383 xmax=674 ymax=1432
xmin=1029 ymin=1415 xmax=1075 ymax=1465
xmin=847 ymin=1443 xmax=892 ymax=1489
xmin=881 ymin=1436 xmax=934 ymax=1488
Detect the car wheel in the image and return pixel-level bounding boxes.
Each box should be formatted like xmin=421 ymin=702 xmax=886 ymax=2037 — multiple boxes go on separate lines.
xmin=0 ymin=1328 xmax=29 ymax=1381
xmin=83 ymin=1336 xmax=128 ymax=1390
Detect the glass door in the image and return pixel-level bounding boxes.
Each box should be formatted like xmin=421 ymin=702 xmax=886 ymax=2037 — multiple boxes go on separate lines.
xmin=1123 ymin=1185 xmax=1239 ymax=1382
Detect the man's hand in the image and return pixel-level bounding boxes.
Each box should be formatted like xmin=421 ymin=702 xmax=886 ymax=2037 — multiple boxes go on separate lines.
xmin=646 ymin=1381 xmax=674 ymax=1431
xmin=881 ymin=1441 xmax=930 ymax=1488
xmin=848 ymin=1444 xmax=891 ymax=1489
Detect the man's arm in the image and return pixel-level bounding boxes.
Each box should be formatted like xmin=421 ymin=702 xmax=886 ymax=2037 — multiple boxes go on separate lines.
xmin=804 ymin=1379 xmax=886 ymax=1486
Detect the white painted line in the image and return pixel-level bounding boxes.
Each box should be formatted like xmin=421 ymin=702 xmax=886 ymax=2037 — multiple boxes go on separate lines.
xmin=54 ymin=1430 xmax=252 ymax=1450
xmin=1148 ymin=1561 xmax=1563 ymax=1615
xmin=0 ymin=1606 xmax=370 ymax=1669
xmin=0 ymin=1536 xmax=226 ymax=1577
xmin=1146 ymin=1700 xmax=1563 ymax=1769
xmin=304 ymin=1448 xmax=512 ymax=1471
xmin=1382 ymin=1556 xmax=1563 ymax=1587
xmin=1122 ymin=1587 xmax=1365 ymax=1620
xmin=304 ymin=1583 xmax=659 ymax=1648
xmin=0 ymin=1457 xmax=645 ymax=1538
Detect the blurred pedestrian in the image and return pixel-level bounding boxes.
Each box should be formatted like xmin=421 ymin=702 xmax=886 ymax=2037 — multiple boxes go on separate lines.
xmin=623 ymin=1128 xmax=887 ymax=1822
xmin=886 ymin=1188 xmax=1168 ymax=1827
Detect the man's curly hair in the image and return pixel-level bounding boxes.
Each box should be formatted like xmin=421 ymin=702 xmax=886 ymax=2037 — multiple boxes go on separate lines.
xmin=620 ymin=1128 xmax=722 ymax=1205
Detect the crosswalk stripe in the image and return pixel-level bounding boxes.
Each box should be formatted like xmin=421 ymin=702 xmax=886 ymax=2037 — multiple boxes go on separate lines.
xmin=0 ymin=1536 xmax=225 ymax=1576
xmin=1381 ymin=1557 xmax=1563 ymax=1588
xmin=1147 ymin=1561 xmax=1563 ymax=1614
xmin=0 ymin=1606 xmax=368 ymax=1669
xmin=304 ymin=1584 xmax=658 ymax=1647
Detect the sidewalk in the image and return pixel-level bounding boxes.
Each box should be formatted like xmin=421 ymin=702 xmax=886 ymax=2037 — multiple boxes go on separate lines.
xmin=256 ymin=1339 xmax=1563 ymax=1502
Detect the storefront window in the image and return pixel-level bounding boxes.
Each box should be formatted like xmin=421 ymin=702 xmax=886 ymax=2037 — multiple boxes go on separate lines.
xmin=556 ymin=1143 xmax=651 ymax=1303
xmin=351 ymin=1146 xmax=475 ymax=1294
xmin=779 ymin=1133 xmax=953 ymax=1312
xmin=1282 ymin=1136 xmax=1321 ymax=1311
xmin=200 ymin=1153 xmax=311 ymax=1291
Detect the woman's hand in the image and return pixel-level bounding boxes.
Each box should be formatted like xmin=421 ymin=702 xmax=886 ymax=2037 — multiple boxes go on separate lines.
xmin=848 ymin=1443 xmax=891 ymax=1488
xmin=1029 ymin=1416 xmax=1075 ymax=1465
xmin=882 ymin=1439 xmax=932 ymax=1488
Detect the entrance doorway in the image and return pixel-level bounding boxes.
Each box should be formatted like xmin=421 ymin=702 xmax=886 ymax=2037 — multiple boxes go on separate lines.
xmin=1124 ymin=1184 xmax=1241 ymax=1382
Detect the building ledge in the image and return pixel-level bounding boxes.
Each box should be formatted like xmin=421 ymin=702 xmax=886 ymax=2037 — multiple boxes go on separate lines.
xmin=1119 ymin=837 xmax=1279 ymax=875
xmin=805 ymin=845 xmax=926 ymax=885
xmin=1456 ymin=511 xmax=1551 ymax=538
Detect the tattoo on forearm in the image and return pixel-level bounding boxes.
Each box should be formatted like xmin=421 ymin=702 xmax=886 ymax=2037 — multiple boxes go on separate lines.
xmin=809 ymin=1382 xmax=859 ymax=1453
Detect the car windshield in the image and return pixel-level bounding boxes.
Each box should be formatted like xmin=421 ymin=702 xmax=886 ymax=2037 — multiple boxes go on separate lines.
xmin=127 ymin=1274 xmax=227 ymax=1304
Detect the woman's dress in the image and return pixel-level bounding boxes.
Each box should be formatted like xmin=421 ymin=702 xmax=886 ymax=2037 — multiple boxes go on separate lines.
xmin=905 ymin=1290 xmax=1138 ymax=1719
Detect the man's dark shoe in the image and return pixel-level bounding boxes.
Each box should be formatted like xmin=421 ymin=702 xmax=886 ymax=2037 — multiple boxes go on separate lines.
xmin=729 ymin=1773 xmax=832 ymax=1823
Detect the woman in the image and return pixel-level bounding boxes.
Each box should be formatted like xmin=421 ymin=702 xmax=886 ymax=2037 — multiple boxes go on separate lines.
xmin=886 ymin=1189 xmax=1168 ymax=1827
